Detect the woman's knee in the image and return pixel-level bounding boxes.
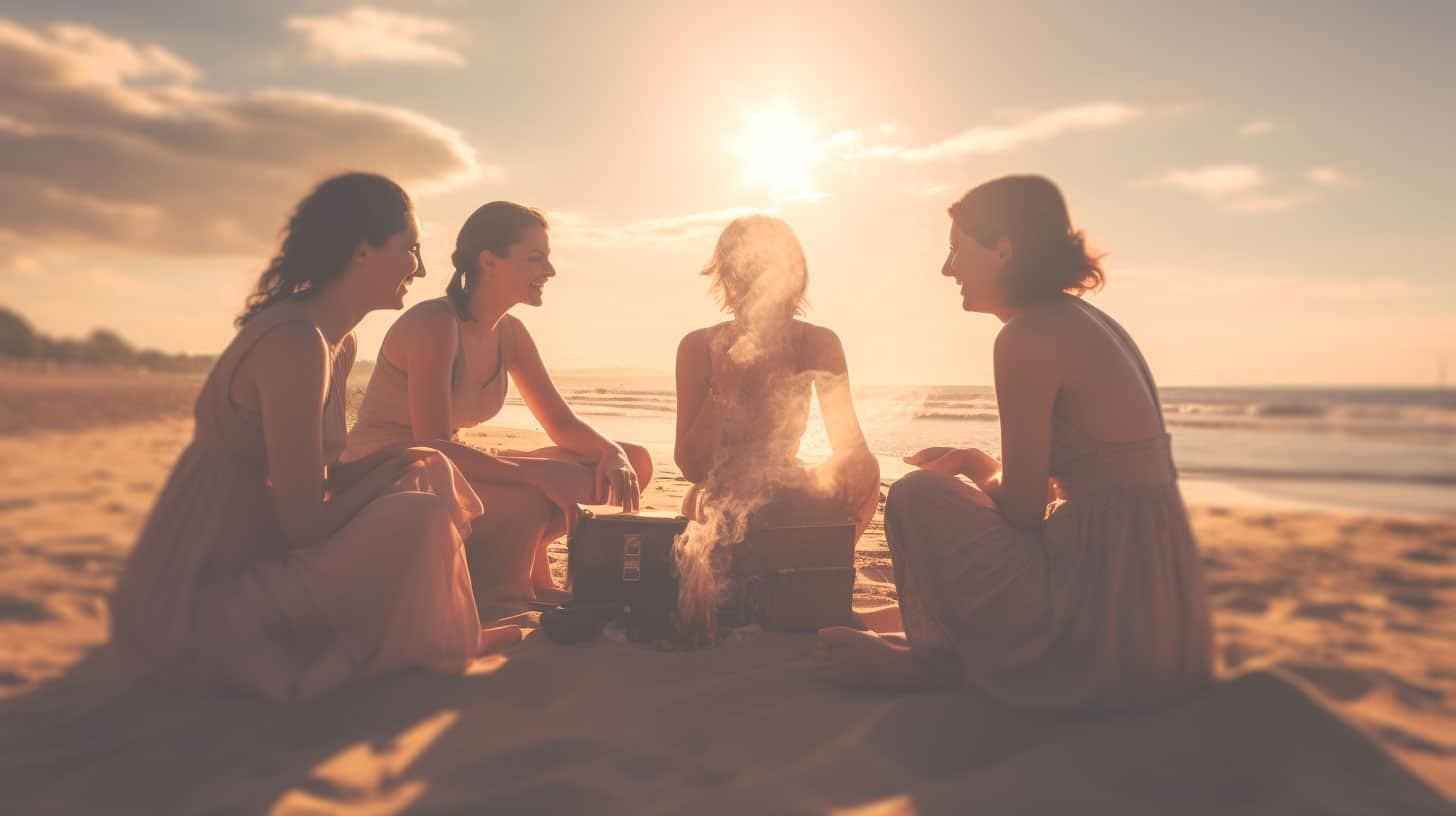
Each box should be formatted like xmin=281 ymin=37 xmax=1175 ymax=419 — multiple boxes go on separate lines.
xmin=621 ymin=441 xmax=654 ymax=486
xmin=886 ymin=469 xmax=959 ymax=515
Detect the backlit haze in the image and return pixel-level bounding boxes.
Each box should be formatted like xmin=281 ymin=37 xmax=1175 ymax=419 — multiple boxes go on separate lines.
xmin=1 ymin=1 xmax=1452 ymax=386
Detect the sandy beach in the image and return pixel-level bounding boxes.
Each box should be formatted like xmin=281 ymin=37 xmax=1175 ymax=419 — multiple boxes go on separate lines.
xmin=1 ymin=369 xmax=1452 ymax=813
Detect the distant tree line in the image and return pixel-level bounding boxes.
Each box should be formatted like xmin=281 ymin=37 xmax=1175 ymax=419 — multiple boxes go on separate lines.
xmin=0 ymin=305 xmax=215 ymax=373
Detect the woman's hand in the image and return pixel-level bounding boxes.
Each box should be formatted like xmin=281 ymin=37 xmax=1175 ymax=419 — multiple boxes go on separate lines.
xmin=903 ymin=446 xmax=966 ymax=476
xmin=593 ymin=445 xmax=641 ymax=512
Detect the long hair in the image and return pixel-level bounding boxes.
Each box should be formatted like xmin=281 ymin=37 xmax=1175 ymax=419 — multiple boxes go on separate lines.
xmin=447 ymin=201 xmax=548 ymax=321
xmin=948 ymin=175 xmax=1104 ymax=306
xmin=237 ymin=172 xmax=413 ymax=327
xmin=701 ymin=214 xmax=809 ymax=320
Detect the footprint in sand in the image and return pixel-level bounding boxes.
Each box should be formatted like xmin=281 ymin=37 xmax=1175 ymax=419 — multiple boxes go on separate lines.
xmin=1399 ymin=548 xmax=1449 ymax=565
xmin=0 ymin=595 xmax=55 ymax=623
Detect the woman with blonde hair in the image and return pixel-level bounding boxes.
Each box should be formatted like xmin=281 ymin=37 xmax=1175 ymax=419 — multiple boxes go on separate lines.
xmin=674 ymin=214 xmax=880 ymax=539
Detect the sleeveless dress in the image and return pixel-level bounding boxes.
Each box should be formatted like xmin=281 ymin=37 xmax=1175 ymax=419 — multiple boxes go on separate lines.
xmin=108 ymin=301 xmax=485 ymax=701
xmin=884 ymin=300 xmax=1215 ymax=711
xmin=344 ymin=301 xmax=512 ymax=461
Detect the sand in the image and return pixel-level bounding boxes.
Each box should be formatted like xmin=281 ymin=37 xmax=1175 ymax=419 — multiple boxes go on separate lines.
xmin=0 ymin=369 xmax=1451 ymax=813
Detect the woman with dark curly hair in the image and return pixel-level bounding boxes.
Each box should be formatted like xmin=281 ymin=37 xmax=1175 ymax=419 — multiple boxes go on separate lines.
xmin=110 ymin=173 xmax=521 ymax=701
xmin=815 ymin=176 xmax=1215 ymax=710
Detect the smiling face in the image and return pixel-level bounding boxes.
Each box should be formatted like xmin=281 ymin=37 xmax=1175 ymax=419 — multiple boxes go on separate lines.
xmin=941 ymin=220 xmax=1009 ymax=314
xmin=475 ymin=224 xmax=554 ymax=310
xmin=353 ymin=212 xmax=423 ymax=311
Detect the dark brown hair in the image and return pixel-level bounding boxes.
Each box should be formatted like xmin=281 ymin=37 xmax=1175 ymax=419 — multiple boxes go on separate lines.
xmin=237 ymin=172 xmax=413 ymax=327
xmin=948 ymin=175 xmax=1104 ymax=306
xmin=447 ymin=201 xmax=548 ymax=321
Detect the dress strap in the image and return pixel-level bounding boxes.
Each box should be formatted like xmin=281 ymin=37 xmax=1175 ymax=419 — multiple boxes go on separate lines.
xmin=223 ymin=300 xmax=326 ymax=414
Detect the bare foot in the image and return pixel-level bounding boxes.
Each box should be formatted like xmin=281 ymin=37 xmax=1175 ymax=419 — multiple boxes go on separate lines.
xmin=813 ymin=626 xmax=942 ymax=691
xmin=477 ymin=625 xmax=523 ymax=656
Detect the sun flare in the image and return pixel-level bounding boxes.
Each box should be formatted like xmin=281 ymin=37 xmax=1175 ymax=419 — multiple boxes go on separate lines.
xmin=728 ymin=100 xmax=823 ymax=197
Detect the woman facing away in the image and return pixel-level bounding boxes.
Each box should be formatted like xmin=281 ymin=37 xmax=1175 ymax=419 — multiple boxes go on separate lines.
xmin=674 ymin=215 xmax=880 ymax=541
xmin=343 ymin=202 xmax=653 ymax=610
xmin=815 ymin=176 xmax=1215 ymax=710
xmin=109 ymin=173 xmax=521 ymax=702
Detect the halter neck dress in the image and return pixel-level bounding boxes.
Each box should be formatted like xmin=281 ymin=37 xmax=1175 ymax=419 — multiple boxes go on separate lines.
xmin=884 ymin=299 xmax=1215 ymax=710
xmin=344 ymin=302 xmax=513 ymax=460
xmin=108 ymin=300 xmax=485 ymax=701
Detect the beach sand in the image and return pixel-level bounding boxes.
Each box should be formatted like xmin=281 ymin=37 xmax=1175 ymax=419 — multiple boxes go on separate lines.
xmin=0 ymin=369 xmax=1452 ymax=813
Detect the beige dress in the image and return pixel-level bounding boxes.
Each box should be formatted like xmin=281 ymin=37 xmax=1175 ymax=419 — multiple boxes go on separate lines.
xmin=885 ymin=301 xmax=1215 ymax=711
xmin=108 ymin=301 xmax=485 ymax=701
xmin=345 ymin=302 xmax=512 ymax=460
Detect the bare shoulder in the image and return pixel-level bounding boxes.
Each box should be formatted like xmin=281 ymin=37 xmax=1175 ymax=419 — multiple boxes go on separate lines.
xmin=500 ymin=312 xmax=530 ymax=342
xmin=795 ymin=320 xmax=847 ymax=369
xmin=247 ymin=320 xmax=329 ymax=393
xmin=997 ymin=300 xmax=1076 ymax=352
xmin=385 ymin=298 xmax=456 ymax=361
xmin=796 ymin=320 xmax=842 ymax=349
xmin=678 ymin=324 xmax=721 ymax=353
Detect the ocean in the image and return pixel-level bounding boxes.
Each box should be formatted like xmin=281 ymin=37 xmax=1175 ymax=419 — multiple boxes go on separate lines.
xmin=474 ymin=376 xmax=1456 ymax=519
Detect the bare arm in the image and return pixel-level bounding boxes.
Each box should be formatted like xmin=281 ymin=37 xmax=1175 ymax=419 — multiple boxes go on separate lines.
xmin=250 ymin=324 xmax=415 ymax=546
xmin=673 ymin=329 xmax=739 ymax=484
xmin=507 ymin=317 xmax=639 ymax=509
xmin=989 ymin=321 xmax=1060 ymax=528
xmin=810 ymin=329 xmax=873 ymax=460
xmin=403 ymin=304 xmax=458 ymax=442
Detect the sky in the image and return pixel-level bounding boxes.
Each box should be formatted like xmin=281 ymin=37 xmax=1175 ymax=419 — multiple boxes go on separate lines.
xmin=0 ymin=0 xmax=1452 ymax=387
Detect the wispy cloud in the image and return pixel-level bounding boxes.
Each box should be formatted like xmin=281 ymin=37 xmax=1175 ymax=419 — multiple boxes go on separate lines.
xmin=1237 ymin=119 xmax=1282 ymax=137
xmin=552 ymin=207 xmax=769 ymax=249
xmin=1226 ymin=192 xmax=1311 ymax=213
xmin=1148 ymin=164 xmax=1265 ymax=197
xmin=286 ymin=6 xmax=464 ymax=68
xmin=832 ymin=102 xmax=1147 ymax=166
xmin=1307 ymin=165 xmax=1352 ymax=186
xmin=0 ymin=18 xmax=483 ymax=256
xmin=826 ymin=102 xmax=1146 ymax=164
xmin=1144 ymin=160 xmax=1350 ymax=214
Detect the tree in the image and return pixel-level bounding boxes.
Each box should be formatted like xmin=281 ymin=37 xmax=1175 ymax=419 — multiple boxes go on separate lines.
xmin=82 ymin=328 xmax=136 ymax=365
xmin=0 ymin=306 xmax=39 ymax=358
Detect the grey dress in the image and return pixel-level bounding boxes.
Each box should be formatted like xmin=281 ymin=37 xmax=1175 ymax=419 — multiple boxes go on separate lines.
xmin=885 ymin=300 xmax=1215 ymax=711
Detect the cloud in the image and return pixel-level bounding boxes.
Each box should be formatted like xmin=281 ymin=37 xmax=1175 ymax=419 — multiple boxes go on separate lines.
xmin=1148 ymin=164 xmax=1265 ymax=197
xmin=830 ymin=102 xmax=1145 ymax=164
xmin=551 ymin=207 xmax=770 ymax=249
xmin=1307 ymin=165 xmax=1352 ymax=186
xmin=0 ymin=18 xmax=484 ymax=256
xmin=1143 ymin=161 xmax=1347 ymax=214
xmin=286 ymin=6 xmax=465 ymax=68
xmin=1237 ymin=119 xmax=1281 ymax=136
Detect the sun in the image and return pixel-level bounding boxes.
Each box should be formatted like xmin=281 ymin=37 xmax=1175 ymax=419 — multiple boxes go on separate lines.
xmin=728 ymin=99 xmax=823 ymax=197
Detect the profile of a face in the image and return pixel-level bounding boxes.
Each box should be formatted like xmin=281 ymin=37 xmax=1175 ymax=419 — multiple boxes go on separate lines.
xmin=353 ymin=214 xmax=424 ymax=311
xmin=942 ymin=221 xmax=1009 ymax=313
xmin=478 ymin=225 xmax=555 ymax=309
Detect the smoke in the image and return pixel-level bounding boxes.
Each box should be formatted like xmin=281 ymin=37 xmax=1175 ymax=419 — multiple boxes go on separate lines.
xmin=674 ymin=214 xmax=825 ymax=644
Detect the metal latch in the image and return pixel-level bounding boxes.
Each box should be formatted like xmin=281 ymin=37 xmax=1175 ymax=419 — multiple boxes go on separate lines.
xmin=622 ymin=533 xmax=642 ymax=582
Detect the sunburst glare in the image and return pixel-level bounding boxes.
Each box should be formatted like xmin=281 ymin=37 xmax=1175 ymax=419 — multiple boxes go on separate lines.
xmin=728 ymin=98 xmax=823 ymax=197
